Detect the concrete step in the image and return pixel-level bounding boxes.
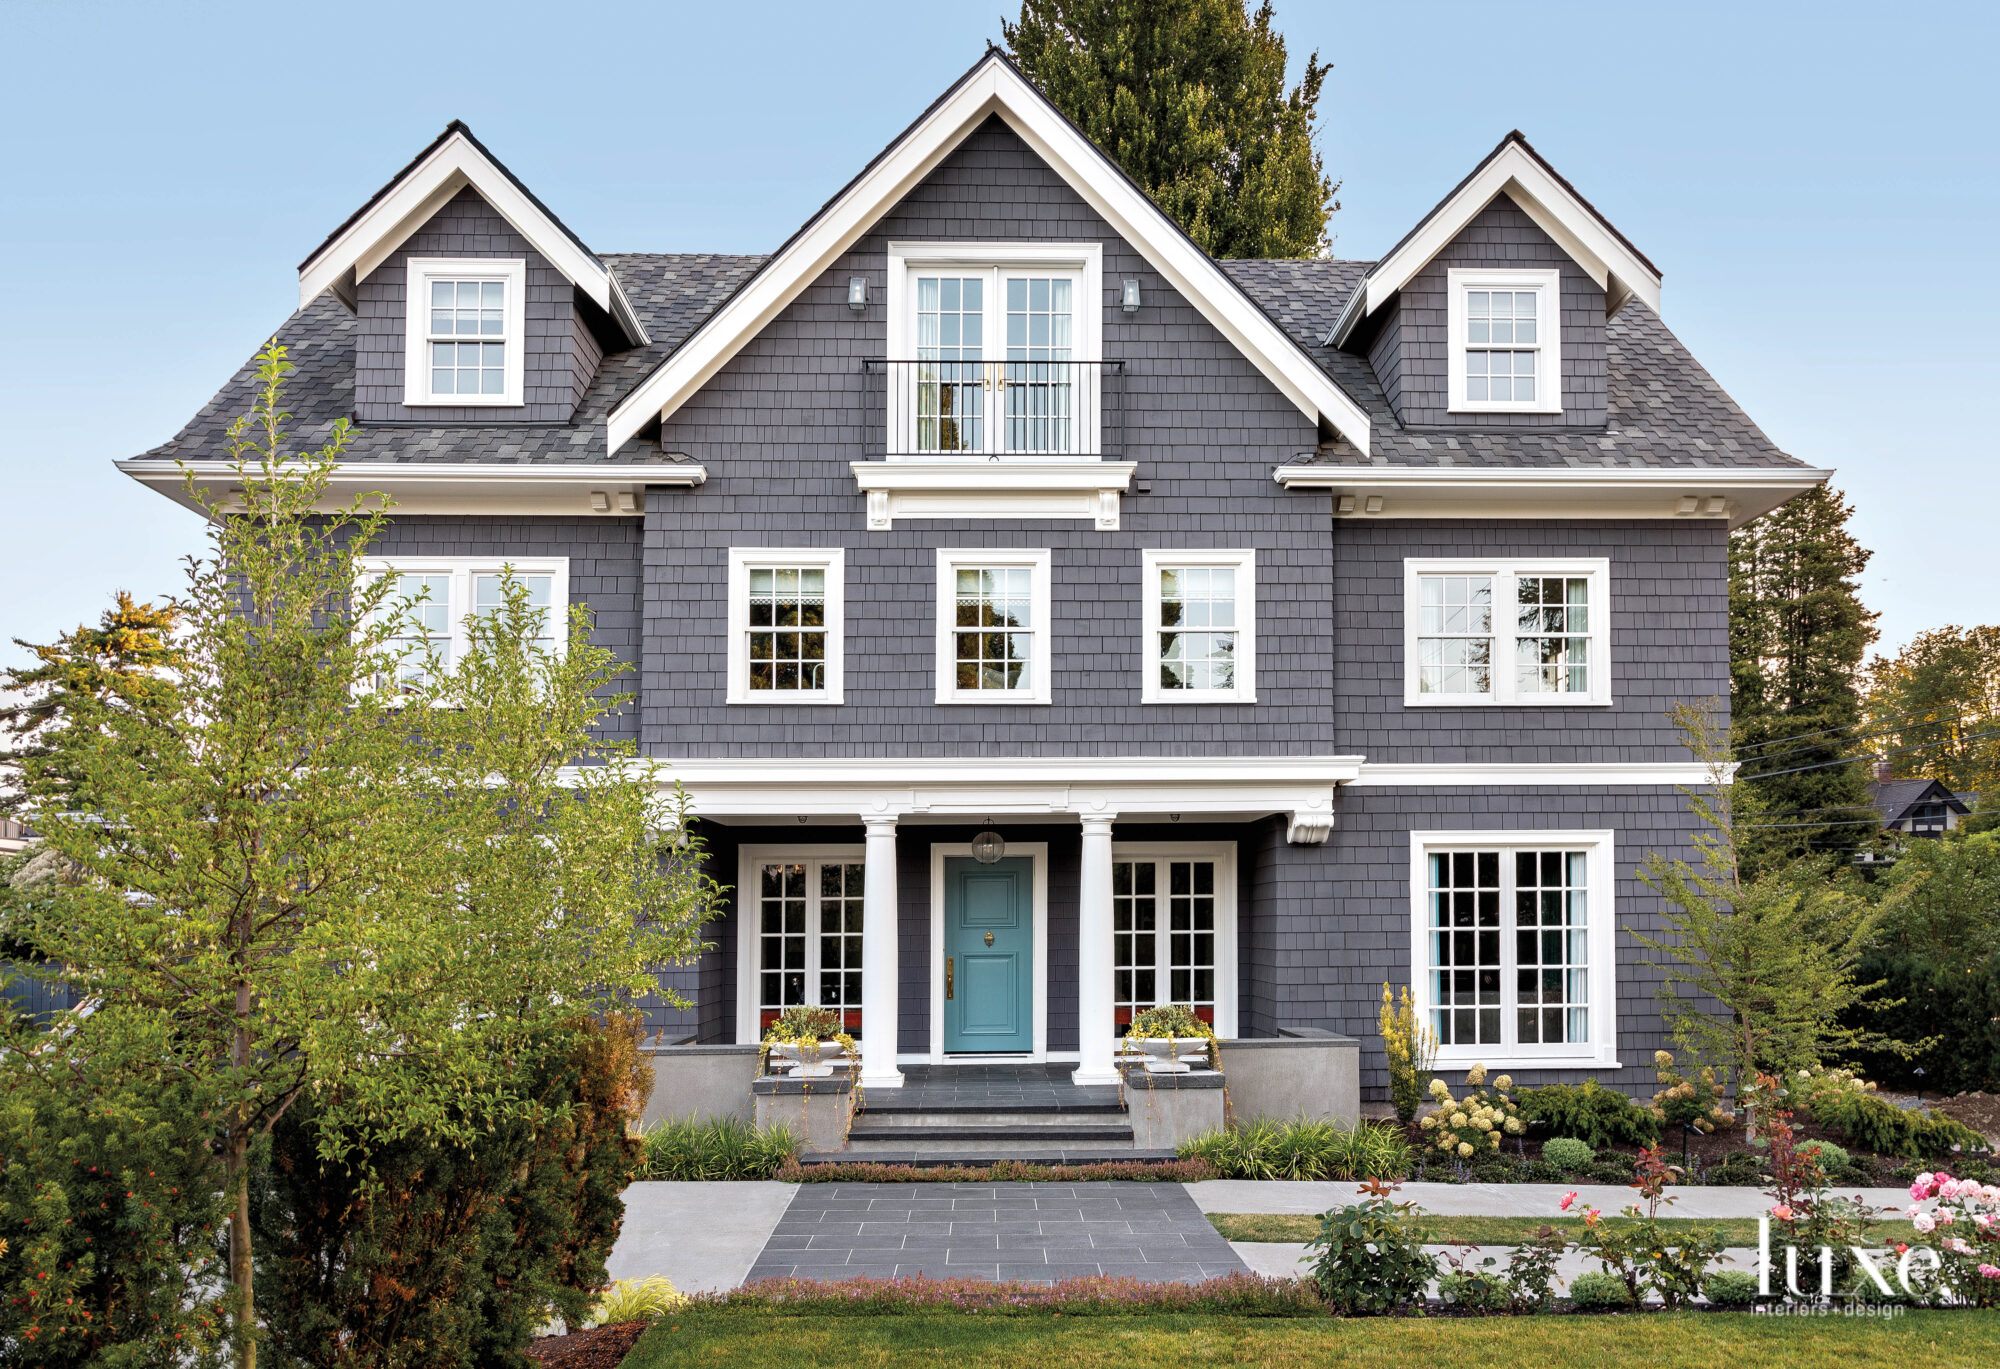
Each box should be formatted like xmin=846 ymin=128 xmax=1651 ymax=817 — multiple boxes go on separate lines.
xmin=853 ymin=1107 xmax=1126 ymax=1129
xmin=798 ymin=1146 xmax=1183 ymax=1167
xmin=848 ymin=1123 xmax=1133 ymax=1144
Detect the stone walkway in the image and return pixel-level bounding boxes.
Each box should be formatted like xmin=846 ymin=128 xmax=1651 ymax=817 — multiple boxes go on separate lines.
xmin=743 ymin=1181 xmax=1247 ymax=1283
xmin=608 ymin=1181 xmax=797 ymax=1293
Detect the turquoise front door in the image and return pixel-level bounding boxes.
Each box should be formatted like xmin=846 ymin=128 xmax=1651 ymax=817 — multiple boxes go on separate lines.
xmin=943 ymin=856 xmax=1034 ymax=1052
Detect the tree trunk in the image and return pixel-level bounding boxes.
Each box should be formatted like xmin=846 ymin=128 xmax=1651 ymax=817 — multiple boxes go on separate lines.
xmin=227 ymin=1124 xmax=255 ymax=1369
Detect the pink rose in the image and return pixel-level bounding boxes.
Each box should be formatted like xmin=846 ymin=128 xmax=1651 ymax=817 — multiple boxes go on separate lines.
xmin=1981 ymin=1264 xmax=2000 ymax=1280
xmin=1940 ymin=1209 xmax=1957 ymax=1226
xmin=1948 ymin=1238 xmax=1975 ymax=1256
xmin=1770 ymin=1204 xmax=1794 ymax=1221
xmin=1913 ymin=1212 xmax=1937 ymax=1234
xmin=1560 ymin=1191 xmax=1577 ymax=1212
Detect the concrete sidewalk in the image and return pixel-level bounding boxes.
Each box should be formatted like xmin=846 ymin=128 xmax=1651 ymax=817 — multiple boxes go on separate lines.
xmin=607 ymin=1181 xmax=797 ymax=1293
xmin=1187 ymin=1180 xmax=1913 ymax=1219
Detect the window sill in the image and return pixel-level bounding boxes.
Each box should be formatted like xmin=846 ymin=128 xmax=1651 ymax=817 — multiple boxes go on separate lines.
xmin=727 ymin=694 xmax=843 ymax=707
xmin=1402 ymin=696 xmax=1612 ymax=709
xmin=401 ymin=395 xmax=527 ymax=408
xmin=934 ymin=693 xmax=1050 ymax=707
xmin=1445 ymin=402 xmax=1564 ymax=417
xmin=1143 ymin=693 xmax=1257 ymax=705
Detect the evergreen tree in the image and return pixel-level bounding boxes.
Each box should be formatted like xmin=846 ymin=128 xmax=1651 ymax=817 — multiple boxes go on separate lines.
xmin=1004 ymin=0 xmax=1337 ymax=258
xmin=1864 ymin=624 xmax=2000 ymax=800
xmin=1729 ymin=486 xmax=1878 ymax=862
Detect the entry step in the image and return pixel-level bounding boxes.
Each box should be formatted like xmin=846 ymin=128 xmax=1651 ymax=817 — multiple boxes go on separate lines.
xmin=797 ymin=1147 xmax=1184 ymax=1167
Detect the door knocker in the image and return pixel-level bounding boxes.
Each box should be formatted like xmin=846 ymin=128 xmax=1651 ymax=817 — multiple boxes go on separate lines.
xmin=984 ymin=931 xmax=994 ymax=946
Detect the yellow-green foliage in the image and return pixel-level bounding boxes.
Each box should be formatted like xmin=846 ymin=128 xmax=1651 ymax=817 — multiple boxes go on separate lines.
xmin=1648 ymin=1051 xmax=1733 ymax=1136
xmin=1419 ymin=1065 xmax=1525 ymax=1158
xmin=588 ymin=1276 xmax=689 ymax=1328
xmin=1379 ymin=982 xmax=1436 ymax=1122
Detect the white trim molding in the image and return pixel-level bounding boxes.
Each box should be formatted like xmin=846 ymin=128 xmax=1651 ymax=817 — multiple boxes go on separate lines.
xmin=1403 ymin=557 xmax=1611 ymax=708
xmin=605 ymin=52 xmax=1371 ymax=456
xmin=1446 ymin=268 xmax=1562 ymax=416
xmin=929 ymin=841 xmax=1051 ymax=1062
xmin=1409 ymin=828 xmax=1620 ymax=1071
xmin=116 ymin=460 xmax=704 ymax=519
xmin=725 ymin=547 xmax=845 ymax=706
xmin=934 ymin=547 xmax=1054 ymax=705
xmin=1271 ymin=464 xmax=1832 ymax=530
xmin=403 ymin=257 xmax=527 ymax=408
xmin=1352 ymin=761 xmax=1720 ymax=788
xmin=1140 ymin=549 xmax=1256 ymax=704
xmin=358 ymin=554 xmax=569 ymax=670
xmin=854 ymin=461 xmax=1135 ymax=531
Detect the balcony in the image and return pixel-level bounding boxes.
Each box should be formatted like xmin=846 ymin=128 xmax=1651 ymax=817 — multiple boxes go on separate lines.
xmin=864 ymin=359 xmax=1124 ymax=460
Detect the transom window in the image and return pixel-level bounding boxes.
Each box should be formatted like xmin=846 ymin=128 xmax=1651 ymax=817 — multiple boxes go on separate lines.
xmin=365 ymin=557 xmax=567 ymax=692
xmin=935 ymin=550 xmax=1051 ymax=704
xmin=1412 ymin=832 xmax=1612 ymax=1066
xmin=750 ymin=858 xmax=866 ymax=1036
xmin=1404 ymin=559 xmax=1609 ymax=706
xmin=1111 ymin=846 xmax=1237 ymax=1038
xmin=403 ymin=258 xmax=526 ymax=407
xmin=1141 ymin=550 xmax=1256 ymax=703
xmin=1447 ymin=268 xmax=1561 ymax=415
xmin=727 ymin=549 xmax=844 ymax=704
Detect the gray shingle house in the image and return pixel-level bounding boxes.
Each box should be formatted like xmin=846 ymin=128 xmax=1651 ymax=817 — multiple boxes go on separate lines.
xmin=125 ymin=52 xmax=1824 ymax=1104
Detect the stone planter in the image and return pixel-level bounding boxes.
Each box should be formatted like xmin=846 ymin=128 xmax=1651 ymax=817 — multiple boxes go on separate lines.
xmin=768 ymin=1039 xmax=849 ymax=1078
xmin=1120 ymin=1037 xmax=1212 ymax=1074
xmin=752 ymin=1074 xmax=856 ymax=1154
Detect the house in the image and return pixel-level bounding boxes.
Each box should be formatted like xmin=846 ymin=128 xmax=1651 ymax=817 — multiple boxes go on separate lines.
xmin=122 ymin=51 xmax=1826 ymax=1118
xmin=1869 ymin=776 xmax=1972 ymax=839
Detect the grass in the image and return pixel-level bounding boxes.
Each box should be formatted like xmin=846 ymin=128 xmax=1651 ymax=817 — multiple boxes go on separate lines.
xmin=1178 ymin=1118 xmax=1413 ymax=1180
xmin=623 ymin=1310 xmax=1999 ymax=1368
xmin=637 ymin=1115 xmax=797 ymax=1180
xmin=1206 ymin=1213 xmax=1925 ymax=1245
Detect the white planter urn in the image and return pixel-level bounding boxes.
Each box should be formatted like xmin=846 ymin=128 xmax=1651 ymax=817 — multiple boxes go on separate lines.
xmin=1121 ymin=1037 xmax=1211 ymax=1074
xmin=769 ymin=1039 xmax=848 ymax=1078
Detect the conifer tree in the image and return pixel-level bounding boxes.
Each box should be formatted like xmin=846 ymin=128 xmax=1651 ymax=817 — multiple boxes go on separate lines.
xmin=1004 ymin=0 xmax=1337 ymax=258
xmin=1729 ymin=486 xmax=1878 ymax=862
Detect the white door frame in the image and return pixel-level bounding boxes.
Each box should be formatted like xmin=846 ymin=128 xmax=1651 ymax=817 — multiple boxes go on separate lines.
xmin=925 ymin=841 xmax=1050 ymax=1063
xmin=1110 ymin=840 xmax=1240 ymax=1041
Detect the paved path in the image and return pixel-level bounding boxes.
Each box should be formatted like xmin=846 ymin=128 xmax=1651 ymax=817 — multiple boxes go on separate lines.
xmin=1187 ymin=1180 xmax=1914 ymax=1219
xmin=745 ymin=1181 xmax=1247 ymax=1284
xmin=607 ymin=1181 xmax=796 ymax=1293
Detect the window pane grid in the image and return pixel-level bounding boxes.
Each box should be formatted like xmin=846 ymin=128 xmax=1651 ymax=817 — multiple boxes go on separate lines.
xmin=382 ymin=573 xmax=452 ymax=689
xmin=757 ymin=862 xmax=809 ymax=1015
xmin=1465 ymin=288 xmax=1538 ymax=403
xmin=817 ymin=863 xmax=865 ymax=1019
xmin=1113 ymin=857 xmax=1219 ymax=1034
xmin=1112 ymin=860 xmax=1157 ymax=1031
xmin=746 ymin=567 xmax=827 ymax=692
xmin=1003 ymin=275 xmax=1074 ymax=453
xmin=953 ymin=566 xmax=1033 ymax=692
xmin=473 ymin=573 xmax=557 ymax=654
xmin=1428 ymin=847 xmax=1591 ymax=1052
xmin=1515 ymin=850 xmax=1589 ymax=1045
xmin=1429 ymin=851 xmax=1501 ymax=1046
xmin=1417 ymin=575 xmax=1493 ymax=695
xmin=427 ymin=279 xmax=506 ymax=397
xmin=916 ymin=275 xmax=984 ymax=452
xmin=1515 ymin=576 xmax=1590 ymax=695
xmin=1158 ymin=566 xmax=1237 ymax=692
xmin=756 ymin=858 xmax=866 ymax=1038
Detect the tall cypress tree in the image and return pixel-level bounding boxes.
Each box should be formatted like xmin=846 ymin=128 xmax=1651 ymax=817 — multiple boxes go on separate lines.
xmin=1729 ymin=486 xmax=1878 ymax=862
xmin=1003 ymin=0 xmax=1337 ymax=258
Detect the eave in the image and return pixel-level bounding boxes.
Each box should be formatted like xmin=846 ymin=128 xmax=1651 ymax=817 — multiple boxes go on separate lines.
xmin=116 ymin=460 xmax=705 ymax=518
xmin=1271 ymin=464 xmax=1831 ymax=529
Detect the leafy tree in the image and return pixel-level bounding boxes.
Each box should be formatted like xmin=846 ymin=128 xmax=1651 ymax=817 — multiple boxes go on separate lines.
xmin=1729 ymin=486 xmax=1879 ymax=862
xmin=11 ymin=342 xmax=722 ymax=1369
xmin=1868 ymin=830 xmax=2000 ymax=960
xmin=1635 ymin=702 xmax=1892 ymax=1089
xmin=1864 ymin=624 xmax=2000 ymax=802
xmin=1003 ymin=0 xmax=1337 ymax=258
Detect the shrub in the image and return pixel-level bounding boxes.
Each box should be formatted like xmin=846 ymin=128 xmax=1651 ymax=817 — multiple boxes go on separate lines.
xmin=642 ymin=1115 xmax=798 ymax=1180
xmin=1304 ymin=1184 xmax=1436 ymax=1315
xmin=1418 ymin=1065 xmax=1525 ymax=1163
xmin=1505 ymin=1227 xmax=1569 ymax=1312
xmin=1178 ymin=1118 xmax=1409 ymax=1181
xmin=1379 ymin=982 xmax=1436 ymax=1123
xmin=1518 ymin=1079 xmax=1661 ymax=1149
xmin=707 ymin=1272 xmax=1323 ymax=1316
xmin=1796 ymin=1139 xmax=1850 ymax=1169
xmin=588 ymin=1276 xmax=689 ymax=1327
xmin=1439 ymin=1268 xmax=1511 ymax=1311
xmin=787 ymin=1158 xmax=1217 ymax=1183
xmin=1649 ymin=1051 xmax=1733 ymax=1161
xmin=1541 ymin=1137 xmax=1595 ymax=1171
xmin=1791 ymin=1065 xmax=1990 ymax=1158
xmin=254 ymin=1015 xmax=650 ymax=1369
xmin=1703 ymin=1270 xmax=1759 ymax=1307
xmin=1566 ymin=1270 xmax=1633 ymax=1309
xmin=1847 ymin=952 xmax=2000 ymax=1094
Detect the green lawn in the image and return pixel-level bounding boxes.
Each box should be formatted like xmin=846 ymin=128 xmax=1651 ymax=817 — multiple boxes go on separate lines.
xmin=626 ymin=1311 xmax=1998 ymax=1368
xmin=1208 ymin=1213 xmax=1923 ymax=1246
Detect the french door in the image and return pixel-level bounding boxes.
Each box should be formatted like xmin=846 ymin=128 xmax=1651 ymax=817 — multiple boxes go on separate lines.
xmin=909 ymin=267 xmax=1091 ymax=457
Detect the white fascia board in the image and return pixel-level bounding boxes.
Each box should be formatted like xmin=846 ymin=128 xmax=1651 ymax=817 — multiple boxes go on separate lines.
xmin=1354 ymin=762 xmax=1720 ymax=787
xmin=605 ymin=56 xmax=1373 ymax=456
xmin=299 ymin=130 xmax=631 ymax=339
xmin=116 ymin=460 xmax=703 ymax=518
xmin=1273 ymin=464 xmax=1831 ymax=529
xmin=1340 ymin=143 xmax=1663 ymax=345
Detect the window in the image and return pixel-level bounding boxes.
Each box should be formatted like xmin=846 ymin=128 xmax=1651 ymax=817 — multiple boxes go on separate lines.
xmin=738 ymin=853 xmax=867 ymax=1038
xmin=364 ymin=557 xmax=567 ymax=691
xmin=1446 ymin=268 xmax=1562 ymax=415
xmin=1111 ymin=844 xmax=1237 ymax=1038
xmin=1410 ymin=831 xmax=1614 ymax=1067
xmin=1141 ymin=550 xmax=1255 ymax=703
xmin=934 ymin=548 xmax=1052 ymax=704
xmin=726 ymin=549 xmax=844 ymax=705
xmin=885 ymin=243 xmax=1104 ymax=458
xmin=402 ymin=258 xmax=527 ymax=407
xmin=1403 ymin=558 xmax=1610 ymax=706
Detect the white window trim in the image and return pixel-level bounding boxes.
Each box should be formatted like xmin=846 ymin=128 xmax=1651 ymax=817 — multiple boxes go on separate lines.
xmin=360 ymin=555 xmax=569 ymax=671
xmin=1140 ymin=549 xmax=1256 ymax=704
xmin=1408 ymin=829 xmax=1618 ymax=1071
xmin=934 ymin=547 xmax=1053 ymax=705
xmin=1446 ymin=267 xmax=1563 ymax=416
xmin=725 ymin=547 xmax=845 ymax=706
xmin=403 ymin=257 xmax=528 ymax=408
xmin=1402 ymin=557 xmax=1611 ymax=707
xmin=1110 ymin=841 xmax=1238 ymax=1039
xmin=734 ymin=844 xmax=866 ymax=1045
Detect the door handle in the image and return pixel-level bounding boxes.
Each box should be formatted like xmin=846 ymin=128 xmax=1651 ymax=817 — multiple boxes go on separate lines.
xmin=945 ymin=957 xmax=954 ymax=999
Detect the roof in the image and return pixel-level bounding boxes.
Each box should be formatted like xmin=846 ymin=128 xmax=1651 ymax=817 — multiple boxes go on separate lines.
xmin=1869 ymin=778 xmax=1971 ymax=825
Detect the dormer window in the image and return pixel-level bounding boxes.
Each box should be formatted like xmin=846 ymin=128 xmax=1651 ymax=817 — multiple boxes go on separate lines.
xmin=402 ymin=257 xmax=526 ymax=407
xmin=1447 ymin=268 xmax=1561 ymax=415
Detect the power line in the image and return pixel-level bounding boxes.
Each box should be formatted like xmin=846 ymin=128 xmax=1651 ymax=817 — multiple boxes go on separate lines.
xmin=1733 ymin=703 xmax=1972 ymax=755
xmin=1739 ymin=726 xmax=2000 ymax=782
xmin=1735 ymin=710 xmax=1987 ymax=770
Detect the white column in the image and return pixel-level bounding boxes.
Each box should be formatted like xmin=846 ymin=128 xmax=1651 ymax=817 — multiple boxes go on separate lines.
xmin=1072 ymin=814 xmax=1120 ymax=1086
xmin=859 ymin=815 xmax=903 ymax=1089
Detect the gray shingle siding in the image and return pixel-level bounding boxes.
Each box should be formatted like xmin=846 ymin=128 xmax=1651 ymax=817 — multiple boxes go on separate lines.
xmin=570 ymin=306 xmax=604 ymax=412
xmin=353 ymin=186 xmax=589 ymax=423
xmin=1365 ymin=294 xmax=1405 ymax=417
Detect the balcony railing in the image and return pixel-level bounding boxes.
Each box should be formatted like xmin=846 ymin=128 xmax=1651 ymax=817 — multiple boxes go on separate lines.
xmin=865 ymin=359 xmax=1124 ymax=459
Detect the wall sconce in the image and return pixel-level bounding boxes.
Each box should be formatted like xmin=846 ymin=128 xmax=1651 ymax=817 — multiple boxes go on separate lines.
xmin=848 ymin=276 xmax=869 ymax=310
xmin=1121 ymin=278 xmax=1142 ymax=313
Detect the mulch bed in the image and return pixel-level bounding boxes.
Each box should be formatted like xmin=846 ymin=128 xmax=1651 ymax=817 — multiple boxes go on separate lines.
xmin=1935 ymin=1092 xmax=2000 ymax=1147
xmin=524 ymin=1320 xmax=650 ymax=1369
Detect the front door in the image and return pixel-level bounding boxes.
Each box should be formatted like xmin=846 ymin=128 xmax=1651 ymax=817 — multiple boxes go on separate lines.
xmin=943 ymin=856 xmax=1034 ymax=1052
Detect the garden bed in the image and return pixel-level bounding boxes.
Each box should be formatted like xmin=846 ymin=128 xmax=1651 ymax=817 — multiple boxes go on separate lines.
xmin=1205 ymin=1213 xmax=1924 ymax=1245
xmin=525 ymin=1320 xmax=650 ymax=1368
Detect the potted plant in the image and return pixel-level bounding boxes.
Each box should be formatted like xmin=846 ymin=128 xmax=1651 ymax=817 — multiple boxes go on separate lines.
xmin=1120 ymin=1003 xmax=1217 ymax=1073
xmin=761 ymin=1005 xmax=853 ymax=1078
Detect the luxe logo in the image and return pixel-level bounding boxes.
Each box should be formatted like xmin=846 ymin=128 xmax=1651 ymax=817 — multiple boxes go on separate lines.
xmin=1757 ymin=1215 xmax=1937 ymax=1299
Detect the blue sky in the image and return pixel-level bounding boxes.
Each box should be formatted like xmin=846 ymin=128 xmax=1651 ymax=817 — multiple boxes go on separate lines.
xmin=2 ymin=0 xmax=1993 ymax=668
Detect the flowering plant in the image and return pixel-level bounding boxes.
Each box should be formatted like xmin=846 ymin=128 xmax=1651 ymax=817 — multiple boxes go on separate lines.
xmin=1648 ymin=1050 xmax=1733 ymax=1164
xmin=1750 ymin=1072 xmax=1871 ymax=1301
xmin=1568 ymin=1146 xmax=1724 ymax=1307
xmin=1418 ymin=1065 xmax=1525 ymax=1169
xmin=1379 ymin=982 xmax=1437 ymax=1123
xmin=1906 ymin=1170 xmax=2000 ymax=1308
xmin=1303 ymin=1178 xmax=1437 ymax=1315
xmin=760 ymin=1005 xmax=857 ymax=1077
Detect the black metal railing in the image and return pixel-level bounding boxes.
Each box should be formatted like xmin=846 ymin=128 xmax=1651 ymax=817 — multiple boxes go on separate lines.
xmin=864 ymin=359 xmax=1123 ymax=458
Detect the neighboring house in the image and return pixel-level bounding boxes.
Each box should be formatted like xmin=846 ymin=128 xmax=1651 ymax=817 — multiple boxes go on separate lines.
xmin=122 ymin=52 xmax=1826 ymax=1100
xmin=1869 ymin=776 xmax=1972 ymax=839
xmin=0 ymin=816 xmax=31 ymax=857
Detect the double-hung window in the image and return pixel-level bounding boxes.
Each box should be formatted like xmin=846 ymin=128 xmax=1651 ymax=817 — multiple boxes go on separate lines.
xmin=365 ymin=557 xmax=567 ymax=692
xmin=1446 ymin=268 xmax=1562 ymax=415
xmin=1403 ymin=558 xmax=1610 ymax=706
xmin=934 ymin=548 xmax=1052 ymax=704
xmin=1411 ymin=831 xmax=1614 ymax=1067
xmin=1141 ymin=550 xmax=1255 ymax=703
xmin=403 ymin=258 xmax=527 ymax=407
xmin=726 ymin=549 xmax=845 ymax=704
xmin=1110 ymin=844 xmax=1237 ymax=1038
xmin=734 ymin=848 xmax=867 ymax=1040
